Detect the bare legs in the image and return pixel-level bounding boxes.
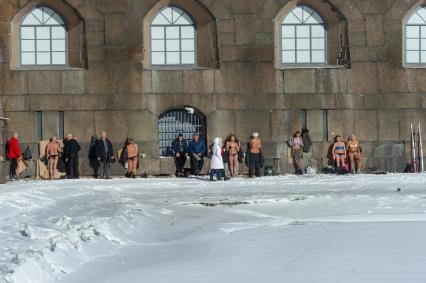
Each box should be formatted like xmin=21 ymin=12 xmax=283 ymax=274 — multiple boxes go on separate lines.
xmin=229 ymin=154 xmax=238 ymax=177
xmin=349 ymin=152 xmax=362 ymax=173
xmin=49 ymin=156 xmax=58 ymax=179
xmin=127 ymin=157 xmax=138 ymax=177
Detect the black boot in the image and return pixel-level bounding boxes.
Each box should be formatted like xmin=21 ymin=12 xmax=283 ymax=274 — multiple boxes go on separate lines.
xmin=210 ymin=170 xmax=215 ymax=181
xmin=221 ymin=169 xmax=230 ymax=181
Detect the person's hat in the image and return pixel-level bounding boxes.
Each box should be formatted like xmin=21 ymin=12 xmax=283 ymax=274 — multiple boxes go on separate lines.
xmin=178 ymin=133 xmax=183 ymax=137
xmin=252 ymin=132 xmax=259 ymax=138
xmin=193 ymin=132 xmax=200 ymax=136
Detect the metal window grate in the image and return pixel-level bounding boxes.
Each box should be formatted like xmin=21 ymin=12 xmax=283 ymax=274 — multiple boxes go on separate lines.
xmin=158 ymin=108 xmax=206 ymax=156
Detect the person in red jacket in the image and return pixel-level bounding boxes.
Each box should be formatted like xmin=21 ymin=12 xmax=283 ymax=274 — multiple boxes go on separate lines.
xmin=7 ymin=133 xmax=21 ymax=180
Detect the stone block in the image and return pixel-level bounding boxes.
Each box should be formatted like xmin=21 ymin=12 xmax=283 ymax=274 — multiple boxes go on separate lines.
xmin=29 ymin=95 xmax=74 ymax=111
xmin=152 ymin=70 xmax=183 ymax=94
xmin=207 ymin=110 xmax=236 ymax=140
xmin=28 ymin=71 xmax=61 ymax=95
xmin=2 ymin=95 xmax=28 ymax=111
xmin=107 ymin=94 xmax=146 ymax=110
xmin=384 ymin=19 xmax=402 ymax=33
xmin=4 ymin=111 xmax=36 ymax=143
xmin=86 ymin=19 xmax=104 ymax=32
xmin=350 ymin=62 xmax=378 ymax=94
xmin=105 ymin=14 xmax=126 ymax=46
xmin=271 ymin=110 xmax=301 ymax=142
xmin=353 ymin=0 xmax=393 ymax=14
xmin=231 ymin=0 xmax=262 ymax=13
xmin=218 ymin=32 xmax=236 ymax=46
xmin=142 ymin=70 xmax=152 ymax=94
xmin=42 ymin=111 xmax=60 ymax=140
xmin=255 ymin=32 xmax=273 ymax=46
xmin=316 ymin=68 xmax=351 ymax=94
xmin=86 ymin=32 xmax=105 ymax=47
xmin=377 ymin=63 xmax=407 ymax=93
xmin=354 ymin=110 xmax=378 ymax=141
xmin=94 ymin=111 xmax=128 ymax=142
xmin=127 ymin=111 xmax=156 ymax=142
xmin=1 ymin=67 xmax=28 ymax=95
xmin=377 ymin=110 xmax=400 ymax=141
xmin=368 ymin=46 xmax=386 ymax=62
xmin=85 ymin=62 xmax=114 ymax=94
xmin=284 ymin=69 xmax=316 ymax=94
xmin=235 ymin=110 xmax=271 ymax=142
xmin=64 ymin=111 xmax=95 ymax=142
xmin=349 ymin=32 xmax=367 ymax=46
xmin=96 ymin=0 xmax=128 ymax=14
xmin=73 ymin=95 xmax=107 ymax=111
xmin=350 ymin=46 xmax=369 ymax=62
xmin=328 ymin=110 xmax=354 ymax=141
xmin=214 ymin=63 xmax=238 ymax=94
xmin=61 ymin=71 xmax=85 ymax=94
xmin=235 ymin=14 xmax=255 ymax=45
xmin=407 ymin=69 xmax=426 ymax=93
xmin=366 ymin=15 xmax=385 ymax=47
xmin=348 ymin=19 xmax=366 ymax=33
xmin=307 ymin=110 xmax=325 ymax=142
xmin=215 ymin=94 xmax=245 ymax=110
xmin=217 ymin=19 xmax=235 ymax=33
xmin=183 ymin=70 xmax=214 ymax=94
xmin=219 ymin=45 xmax=237 ymax=62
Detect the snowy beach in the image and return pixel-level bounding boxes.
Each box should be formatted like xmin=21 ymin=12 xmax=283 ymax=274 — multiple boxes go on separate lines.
xmin=1 ymin=174 xmax=426 ymax=283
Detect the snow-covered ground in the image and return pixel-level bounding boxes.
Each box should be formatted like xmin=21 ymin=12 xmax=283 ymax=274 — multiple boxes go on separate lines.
xmin=1 ymin=174 xmax=426 ymax=283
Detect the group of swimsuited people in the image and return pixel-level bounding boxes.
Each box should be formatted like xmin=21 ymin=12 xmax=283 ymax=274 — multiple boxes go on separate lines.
xmin=6 ymin=129 xmax=362 ymax=181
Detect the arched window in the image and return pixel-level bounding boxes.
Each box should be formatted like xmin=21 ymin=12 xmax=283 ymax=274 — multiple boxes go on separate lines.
xmin=150 ymin=6 xmax=196 ymax=66
xmin=20 ymin=6 xmax=67 ymax=66
xmin=158 ymin=107 xmax=206 ymax=156
xmin=405 ymin=6 xmax=426 ymax=64
xmin=281 ymin=5 xmax=326 ymax=64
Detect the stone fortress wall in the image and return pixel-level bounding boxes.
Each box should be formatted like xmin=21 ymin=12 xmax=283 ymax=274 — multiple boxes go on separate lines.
xmin=0 ymin=0 xmax=425 ymax=175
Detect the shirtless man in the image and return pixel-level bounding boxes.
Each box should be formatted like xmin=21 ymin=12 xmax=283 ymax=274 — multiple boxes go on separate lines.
xmin=248 ymin=132 xmax=262 ymax=177
xmin=46 ymin=136 xmax=61 ymax=179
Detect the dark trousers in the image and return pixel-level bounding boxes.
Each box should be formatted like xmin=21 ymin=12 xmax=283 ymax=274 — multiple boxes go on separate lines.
xmin=10 ymin=158 xmax=18 ymax=179
xmin=100 ymin=161 xmax=110 ymax=179
xmin=67 ymin=153 xmax=80 ymax=178
xmin=190 ymin=155 xmax=204 ymax=175
xmin=249 ymin=153 xmax=261 ymax=177
xmin=90 ymin=159 xmax=99 ymax=178
xmin=175 ymin=154 xmax=187 ymax=173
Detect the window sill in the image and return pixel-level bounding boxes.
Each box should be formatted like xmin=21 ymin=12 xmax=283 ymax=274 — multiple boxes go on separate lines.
xmin=147 ymin=65 xmax=212 ymax=71
xmin=404 ymin=64 xmax=426 ymax=69
xmin=279 ymin=64 xmax=345 ymax=70
xmin=10 ymin=66 xmax=87 ymax=71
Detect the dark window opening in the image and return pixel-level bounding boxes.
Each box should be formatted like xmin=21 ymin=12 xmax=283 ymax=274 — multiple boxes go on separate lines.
xmin=158 ymin=107 xmax=207 ymax=157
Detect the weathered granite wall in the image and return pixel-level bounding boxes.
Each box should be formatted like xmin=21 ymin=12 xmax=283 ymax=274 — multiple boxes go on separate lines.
xmin=0 ymin=0 xmax=425 ymax=175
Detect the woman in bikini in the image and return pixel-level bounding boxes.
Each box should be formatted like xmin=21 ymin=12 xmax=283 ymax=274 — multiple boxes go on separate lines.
xmin=46 ymin=136 xmax=61 ymax=180
xmin=332 ymin=135 xmax=346 ymax=168
xmin=347 ymin=134 xmax=362 ymax=174
xmin=225 ymin=135 xmax=241 ymax=177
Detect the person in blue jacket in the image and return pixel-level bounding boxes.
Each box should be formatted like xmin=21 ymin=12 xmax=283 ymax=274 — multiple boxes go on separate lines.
xmin=188 ymin=133 xmax=207 ymax=175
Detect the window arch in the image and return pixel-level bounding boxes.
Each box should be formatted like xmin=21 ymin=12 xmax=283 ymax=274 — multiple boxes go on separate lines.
xmin=405 ymin=6 xmax=426 ymax=64
xmin=281 ymin=5 xmax=326 ymax=64
xmin=20 ymin=6 xmax=67 ymax=66
xmin=150 ymin=6 xmax=196 ymax=66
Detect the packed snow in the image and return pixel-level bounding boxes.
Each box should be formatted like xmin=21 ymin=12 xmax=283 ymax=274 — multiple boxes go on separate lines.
xmin=1 ymin=174 xmax=426 ymax=283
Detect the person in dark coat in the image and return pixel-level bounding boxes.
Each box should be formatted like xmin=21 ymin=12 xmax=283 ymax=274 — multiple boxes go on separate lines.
xmin=96 ymin=131 xmax=115 ymax=179
xmin=188 ymin=133 xmax=207 ymax=175
xmin=301 ymin=128 xmax=312 ymax=153
xmin=63 ymin=133 xmax=81 ymax=179
xmin=172 ymin=134 xmax=188 ymax=176
xmin=88 ymin=135 xmax=99 ymax=178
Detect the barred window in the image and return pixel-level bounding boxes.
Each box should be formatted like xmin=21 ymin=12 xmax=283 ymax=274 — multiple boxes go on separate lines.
xmin=405 ymin=7 xmax=426 ymax=64
xmin=20 ymin=6 xmax=67 ymax=66
xmin=151 ymin=7 xmax=195 ymax=66
xmin=281 ymin=5 xmax=326 ymax=64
